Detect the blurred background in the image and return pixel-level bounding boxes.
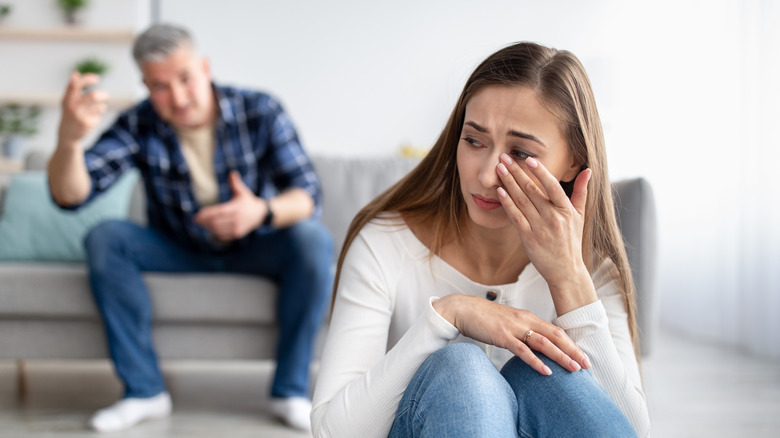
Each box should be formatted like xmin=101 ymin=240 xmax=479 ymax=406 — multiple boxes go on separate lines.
xmin=2 ymin=0 xmax=777 ymax=360
xmin=1 ymin=0 xmax=778 ymax=436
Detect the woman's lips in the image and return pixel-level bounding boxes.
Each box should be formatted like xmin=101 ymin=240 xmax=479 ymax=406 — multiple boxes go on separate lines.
xmin=472 ymin=194 xmax=502 ymax=210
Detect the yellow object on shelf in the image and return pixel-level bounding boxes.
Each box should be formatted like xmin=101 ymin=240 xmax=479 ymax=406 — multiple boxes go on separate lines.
xmin=399 ymin=144 xmax=430 ymax=159
xmin=0 ymin=157 xmax=23 ymax=173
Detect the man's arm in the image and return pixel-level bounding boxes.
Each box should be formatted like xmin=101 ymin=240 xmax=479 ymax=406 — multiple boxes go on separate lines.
xmin=265 ymin=187 xmax=314 ymax=228
xmin=48 ymin=73 xmax=108 ymax=206
xmin=193 ymin=172 xmax=314 ymax=242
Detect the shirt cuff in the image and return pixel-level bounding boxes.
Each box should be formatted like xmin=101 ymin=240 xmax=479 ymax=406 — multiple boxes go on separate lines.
xmin=426 ymin=296 xmax=461 ymax=341
xmin=552 ymin=300 xmax=609 ymax=331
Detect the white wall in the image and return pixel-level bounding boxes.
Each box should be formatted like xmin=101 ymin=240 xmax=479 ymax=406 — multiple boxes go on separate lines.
xmin=160 ymin=0 xmax=624 ymax=158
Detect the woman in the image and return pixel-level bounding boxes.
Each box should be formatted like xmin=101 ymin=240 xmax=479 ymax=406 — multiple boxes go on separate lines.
xmin=311 ymin=42 xmax=650 ymax=437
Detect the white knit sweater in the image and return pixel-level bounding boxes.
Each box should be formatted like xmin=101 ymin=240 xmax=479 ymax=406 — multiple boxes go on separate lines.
xmin=311 ymin=216 xmax=650 ymax=437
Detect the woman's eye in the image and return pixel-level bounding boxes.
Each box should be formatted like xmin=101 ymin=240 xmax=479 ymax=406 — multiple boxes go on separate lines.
xmin=511 ymin=150 xmax=530 ymax=160
xmin=462 ymin=137 xmax=481 ymax=147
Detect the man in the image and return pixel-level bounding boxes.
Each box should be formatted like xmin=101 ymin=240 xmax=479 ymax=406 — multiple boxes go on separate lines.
xmin=48 ymin=23 xmax=332 ymax=432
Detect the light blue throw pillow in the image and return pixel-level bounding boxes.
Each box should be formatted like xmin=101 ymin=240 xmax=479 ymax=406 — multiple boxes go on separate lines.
xmin=0 ymin=170 xmax=139 ymax=262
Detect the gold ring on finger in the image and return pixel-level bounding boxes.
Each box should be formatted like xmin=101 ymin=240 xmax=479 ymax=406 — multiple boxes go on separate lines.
xmin=523 ymin=329 xmax=534 ymax=344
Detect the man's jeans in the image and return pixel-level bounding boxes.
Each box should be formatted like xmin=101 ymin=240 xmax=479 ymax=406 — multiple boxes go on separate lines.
xmin=84 ymin=219 xmax=333 ymax=400
xmin=389 ymin=343 xmax=637 ymax=438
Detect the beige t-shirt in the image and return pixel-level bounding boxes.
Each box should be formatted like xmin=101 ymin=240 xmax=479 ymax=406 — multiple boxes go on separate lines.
xmin=176 ymin=124 xmax=218 ymax=207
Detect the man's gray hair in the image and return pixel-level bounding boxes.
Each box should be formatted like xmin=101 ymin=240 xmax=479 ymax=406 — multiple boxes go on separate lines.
xmin=132 ymin=23 xmax=196 ymax=66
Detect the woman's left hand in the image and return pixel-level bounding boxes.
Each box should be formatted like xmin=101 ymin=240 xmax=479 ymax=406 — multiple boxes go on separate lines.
xmin=495 ymin=153 xmax=597 ymax=315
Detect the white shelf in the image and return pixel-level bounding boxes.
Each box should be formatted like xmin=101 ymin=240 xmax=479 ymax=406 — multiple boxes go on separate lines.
xmin=0 ymin=94 xmax=138 ymax=109
xmin=0 ymin=28 xmax=135 ymax=42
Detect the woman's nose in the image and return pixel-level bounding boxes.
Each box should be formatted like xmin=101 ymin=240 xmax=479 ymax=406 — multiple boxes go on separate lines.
xmin=478 ymin=153 xmax=502 ymax=188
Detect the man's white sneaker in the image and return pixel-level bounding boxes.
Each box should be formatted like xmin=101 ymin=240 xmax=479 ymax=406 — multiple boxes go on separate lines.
xmin=269 ymin=397 xmax=312 ymax=431
xmin=88 ymin=392 xmax=172 ymax=432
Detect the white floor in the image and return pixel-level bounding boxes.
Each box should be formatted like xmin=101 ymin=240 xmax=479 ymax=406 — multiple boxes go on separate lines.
xmin=1 ymin=330 xmax=779 ymax=437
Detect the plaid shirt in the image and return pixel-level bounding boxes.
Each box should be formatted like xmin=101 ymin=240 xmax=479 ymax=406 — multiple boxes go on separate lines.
xmin=79 ymin=84 xmax=321 ymax=252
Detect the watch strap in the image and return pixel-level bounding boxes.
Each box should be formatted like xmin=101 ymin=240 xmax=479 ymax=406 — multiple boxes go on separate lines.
xmin=262 ymin=199 xmax=274 ymax=226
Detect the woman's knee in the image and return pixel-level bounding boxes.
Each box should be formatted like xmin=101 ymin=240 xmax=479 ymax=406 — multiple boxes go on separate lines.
xmin=416 ymin=343 xmax=511 ymax=396
xmin=500 ymin=353 xmax=590 ymax=394
xmin=500 ymin=354 xmax=634 ymax=437
xmin=396 ymin=344 xmax=518 ymax=436
xmin=425 ymin=343 xmax=486 ymax=370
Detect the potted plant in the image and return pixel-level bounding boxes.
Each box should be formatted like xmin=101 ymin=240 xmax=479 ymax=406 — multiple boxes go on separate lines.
xmin=75 ymin=57 xmax=109 ymax=76
xmin=57 ymin=0 xmax=89 ymax=25
xmin=0 ymin=4 xmax=12 ymax=23
xmin=0 ymin=104 xmax=42 ymax=159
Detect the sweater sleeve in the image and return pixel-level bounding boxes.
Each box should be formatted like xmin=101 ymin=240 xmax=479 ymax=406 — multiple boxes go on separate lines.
xmin=552 ymin=262 xmax=651 ymax=437
xmin=311 ymin=231 xmax=460 ymax=438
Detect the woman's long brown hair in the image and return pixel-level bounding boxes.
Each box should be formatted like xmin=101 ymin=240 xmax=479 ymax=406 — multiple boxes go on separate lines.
xmin=333 ymin=42 xmax=641 ymax=359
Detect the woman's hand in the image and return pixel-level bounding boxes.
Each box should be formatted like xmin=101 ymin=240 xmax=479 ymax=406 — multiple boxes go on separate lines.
xmin=433 ymin=294 xmax=590 ymax=375
xmin=495 ymin=153 xmax=598 ymax=315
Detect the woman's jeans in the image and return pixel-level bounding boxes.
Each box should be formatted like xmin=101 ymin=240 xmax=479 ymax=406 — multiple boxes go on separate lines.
xmin=389 ymin=343 xmax=636 ymax=438
xmin=84 ymin=219 xmax=333 ymax=400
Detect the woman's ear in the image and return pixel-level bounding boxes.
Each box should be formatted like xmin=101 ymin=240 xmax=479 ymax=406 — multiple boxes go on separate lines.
xmin=559 ymin=160 xmax=585 ymax=199
xmin=561 ymin=159 xmax=583 ymax=184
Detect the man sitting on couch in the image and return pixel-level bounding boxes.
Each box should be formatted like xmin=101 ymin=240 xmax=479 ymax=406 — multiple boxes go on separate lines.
xmin=47 ymin=23 xmax=332 ymax=433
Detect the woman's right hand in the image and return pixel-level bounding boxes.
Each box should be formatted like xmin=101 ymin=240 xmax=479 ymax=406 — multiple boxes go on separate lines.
xmin=433 ymin=294 xmax=590 ymax=375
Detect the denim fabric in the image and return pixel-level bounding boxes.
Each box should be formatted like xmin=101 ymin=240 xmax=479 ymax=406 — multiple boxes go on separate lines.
xmin=389 ymin=343 xmax=636 ymax=438
xmin=84 ymin=218 xmax=333 ymax=399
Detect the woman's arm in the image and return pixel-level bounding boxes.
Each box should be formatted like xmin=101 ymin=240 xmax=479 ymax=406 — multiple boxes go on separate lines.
xmin=495 ymin=155 xmax=649 ymax=435
xmin=311 ymin=232 xmax=459 ymax=438
xmin=553 ymin=261 xmax=651 ymax=437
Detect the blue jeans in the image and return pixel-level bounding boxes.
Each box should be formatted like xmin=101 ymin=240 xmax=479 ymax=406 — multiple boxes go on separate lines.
xmin=389 ymin=343 xmax=636 ymax=438
xmin=84 ymin=219 xmax=333 ymax=399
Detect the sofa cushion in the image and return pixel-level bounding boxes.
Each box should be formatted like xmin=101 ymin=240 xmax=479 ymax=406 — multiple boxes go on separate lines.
xmin=0 ymin=263 xmax=277 ymax=324
xmin=313 ymin=155 xmax=420 ymax=255
xmin=0 ymin=170 xmax=138 ymax=262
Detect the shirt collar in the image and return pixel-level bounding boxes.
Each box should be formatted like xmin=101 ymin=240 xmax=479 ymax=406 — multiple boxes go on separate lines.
xmin=213 ymin=84 xmax=236 ymax=125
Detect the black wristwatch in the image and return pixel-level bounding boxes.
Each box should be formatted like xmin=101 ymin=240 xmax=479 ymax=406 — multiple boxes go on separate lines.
xmin=262 ymin=199 xmax=274 ymax=226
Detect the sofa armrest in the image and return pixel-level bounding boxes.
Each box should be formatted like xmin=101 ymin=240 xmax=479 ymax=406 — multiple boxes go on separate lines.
xmin=612 ymin=178 xmax=658 ymax=356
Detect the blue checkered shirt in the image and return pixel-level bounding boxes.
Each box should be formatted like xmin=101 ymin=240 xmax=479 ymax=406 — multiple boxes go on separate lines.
xmin=79 ymin=84 xmax=322 ymax=252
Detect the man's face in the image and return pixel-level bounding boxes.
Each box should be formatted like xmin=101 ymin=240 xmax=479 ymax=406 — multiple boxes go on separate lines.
xmin=141 ymin=45 xmax=214 ymax=129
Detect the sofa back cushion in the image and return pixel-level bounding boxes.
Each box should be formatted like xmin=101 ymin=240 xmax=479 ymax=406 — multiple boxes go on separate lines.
xmin=0 ymin=170 xmax=138 ymax=262
xmin=312 ymin=155 xmax=420 ymax=255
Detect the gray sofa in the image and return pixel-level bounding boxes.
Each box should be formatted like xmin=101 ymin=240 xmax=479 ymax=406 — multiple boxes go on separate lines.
xmin=0 ymin=154 xmax=657 ymax=365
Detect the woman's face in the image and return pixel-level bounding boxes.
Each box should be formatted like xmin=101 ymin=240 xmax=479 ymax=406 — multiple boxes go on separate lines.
xmin=457 ymin=85 xmax=580 ymax=229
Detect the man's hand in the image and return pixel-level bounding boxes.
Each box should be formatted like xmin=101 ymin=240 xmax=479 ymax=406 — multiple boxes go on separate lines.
xmin=59 ymin=72 xmax=109 ymax=147
xmin=48 ymin=72 xmax=107 ymax=206
xmin=193 ymin=171 xmax=268 ymax=241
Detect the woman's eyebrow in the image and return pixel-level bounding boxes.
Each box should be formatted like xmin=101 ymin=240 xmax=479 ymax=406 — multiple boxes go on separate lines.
xmin=464 ymin=121 xmax=488 ymax=133
xmin=465 ymin=121 xmax=546 ymax=147
xmin=507 ymin=129 xmax=546 ymax=147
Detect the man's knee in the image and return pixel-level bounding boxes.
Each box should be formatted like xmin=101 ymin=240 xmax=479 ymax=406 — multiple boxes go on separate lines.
xmin=288 ymin=219 xmax=333 ymax=251
xmin=84 ymin=220 xmax=137 ymax=262
xmin=284 ymin=219 xmax=333 ymax=267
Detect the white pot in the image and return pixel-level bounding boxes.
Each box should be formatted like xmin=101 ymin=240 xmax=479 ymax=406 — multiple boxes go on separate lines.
xmin=1 ymin=135 xmax=25 ymax=159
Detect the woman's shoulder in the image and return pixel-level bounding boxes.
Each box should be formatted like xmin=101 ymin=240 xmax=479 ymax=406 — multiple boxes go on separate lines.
xmin=352 ymin=212 xmax=429 ymax=261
